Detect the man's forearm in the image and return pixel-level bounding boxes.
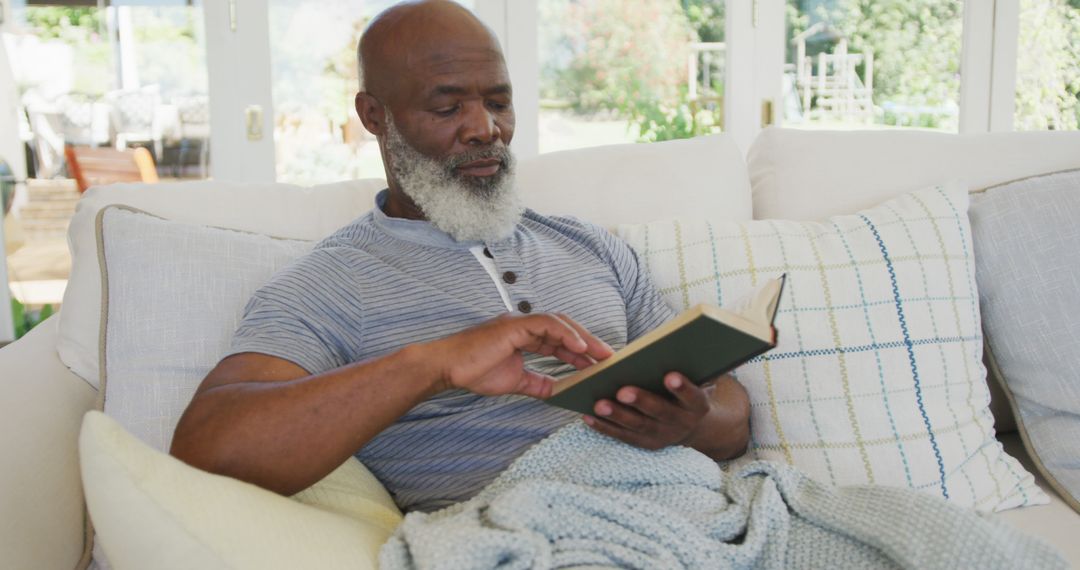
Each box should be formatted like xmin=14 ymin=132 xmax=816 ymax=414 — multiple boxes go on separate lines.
xmin=170 ymin=343 xmax=440 ymax=496
xmin=684 ymin=375 xmax=751 ymax=461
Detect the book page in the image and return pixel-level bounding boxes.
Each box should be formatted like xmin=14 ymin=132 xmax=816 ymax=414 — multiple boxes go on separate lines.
xmin=723 ymin=275 xmax=785 ymax=326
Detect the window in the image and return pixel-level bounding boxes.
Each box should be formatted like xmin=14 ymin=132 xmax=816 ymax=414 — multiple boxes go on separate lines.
xmin=537 ymin=0 xmax=725 ymax=153
xmin=784 ymin=0 xmax=963 ymax=132
xmin=268 ymin=0 xmax=475 ymax=185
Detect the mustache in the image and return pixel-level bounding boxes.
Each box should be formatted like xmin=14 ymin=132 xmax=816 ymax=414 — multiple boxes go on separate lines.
xmin=444 ymin=145 xmax=513 ymax=170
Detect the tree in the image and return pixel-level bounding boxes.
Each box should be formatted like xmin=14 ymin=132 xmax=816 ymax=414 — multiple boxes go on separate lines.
xmin=1014 ymin=0 xmax=1080 ymax=130
xmin=540 ymin=0 xmax=694 ymax=113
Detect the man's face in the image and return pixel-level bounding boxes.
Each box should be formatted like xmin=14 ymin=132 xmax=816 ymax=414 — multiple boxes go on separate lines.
xmin=370 ymin=30 xmax=522 ymax=242
xmin=387 ymin=38 xmax=516 ymax=184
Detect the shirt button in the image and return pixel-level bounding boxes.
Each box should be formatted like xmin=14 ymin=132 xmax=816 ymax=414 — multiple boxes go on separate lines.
xmin=502 ymin=271 xmax=517 ymax=284
xmin=517 ymin=300 xmax=532 ymax=313
xmin=483 ymin=247 xmax=493 ymax=259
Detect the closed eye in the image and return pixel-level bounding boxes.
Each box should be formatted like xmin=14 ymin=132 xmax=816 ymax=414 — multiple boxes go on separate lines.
xmin=432 ymin=105 xmax=459 ymax=117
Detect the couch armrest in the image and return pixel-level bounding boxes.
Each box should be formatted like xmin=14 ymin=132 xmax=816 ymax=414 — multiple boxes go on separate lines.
xmin=0 ymin=315 xmax=98 ymax=569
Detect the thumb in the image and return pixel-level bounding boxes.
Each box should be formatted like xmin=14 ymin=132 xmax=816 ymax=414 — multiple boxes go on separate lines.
xmin=516 ymin=369 xmax=557 ymax=399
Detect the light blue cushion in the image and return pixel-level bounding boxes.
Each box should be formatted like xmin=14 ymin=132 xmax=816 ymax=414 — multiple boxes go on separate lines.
xmin=970 ymin=169 xmax=1080 ymax=514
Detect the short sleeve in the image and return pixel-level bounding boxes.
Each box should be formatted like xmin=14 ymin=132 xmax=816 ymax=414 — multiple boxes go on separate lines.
xmin=226 ymin=293 xmax=348 ymax=375
xmin=588 ymin=224 xmax=677 ymax=341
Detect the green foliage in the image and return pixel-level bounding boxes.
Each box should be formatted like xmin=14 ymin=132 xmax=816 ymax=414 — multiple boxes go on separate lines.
xmin=540 ymin=0 xmax=694 ymax=113
xmin=23 ymin=6 xmax=113 ymax=95
xmin=20 ymin=6 xmax=206 ymax=99
xmin=10 ymin=298 xmax=53 ymax=340
xmin=621 ymin=92 xmax=722 ymax=143
xmin=683 ymin=0 xmax=725 ymax=43
xmin=1014 ymin=0 xmax=1080 ymax=130
xmin=787 ymin=0 xmax=963 ymax=129
xmin=541 ymin=0 xmax=724 ymax=142
xmin=786 ymin=0 xmax=1080 ymax=131
xmin=22 ymin=7 xmax=103 ymax=40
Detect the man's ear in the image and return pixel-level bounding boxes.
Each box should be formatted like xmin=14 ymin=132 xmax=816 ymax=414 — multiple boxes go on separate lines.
xmin=355 ymin=92 xmax=387 ymax=136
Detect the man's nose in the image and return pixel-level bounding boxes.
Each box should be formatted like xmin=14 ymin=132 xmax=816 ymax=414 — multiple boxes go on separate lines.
xmin=459 ymin=102 xmax=500 ymax=145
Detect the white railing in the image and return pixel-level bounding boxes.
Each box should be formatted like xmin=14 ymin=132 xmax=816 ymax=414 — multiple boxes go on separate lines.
xmin=687 ymin=42 xmax=726 ymax=103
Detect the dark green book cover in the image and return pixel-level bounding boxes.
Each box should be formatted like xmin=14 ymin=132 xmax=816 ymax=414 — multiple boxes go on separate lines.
xmin=545 ymin=276 xmax=784 ymax=416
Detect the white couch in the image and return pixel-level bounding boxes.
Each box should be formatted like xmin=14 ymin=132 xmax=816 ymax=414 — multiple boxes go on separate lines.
xmin=2 ymin=128 xmax=1079 ymax=569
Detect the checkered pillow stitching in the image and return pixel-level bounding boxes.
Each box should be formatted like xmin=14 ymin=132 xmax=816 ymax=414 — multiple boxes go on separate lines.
xmin=617 ymin=184 xmax=1045 ymax=513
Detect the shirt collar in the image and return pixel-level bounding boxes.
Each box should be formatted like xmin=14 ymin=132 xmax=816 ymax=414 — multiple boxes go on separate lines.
xmin=371 ymin=189 xmax=484 ymax=249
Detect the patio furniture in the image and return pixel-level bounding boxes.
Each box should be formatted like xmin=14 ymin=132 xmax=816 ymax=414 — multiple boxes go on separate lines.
xmin=105 ymin=86 xmax=164 ymax=161
xmin=64 ymin=145 xmax=158 ymax=194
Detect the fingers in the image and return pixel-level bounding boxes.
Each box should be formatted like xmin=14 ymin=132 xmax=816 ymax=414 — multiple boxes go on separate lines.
xmin=592 ymin=398 xmax=652 ymax=432
xmin=549 ymin=313 xmax=615 ymax=362
xmin=612 ymin=386 xmax=680 ymax=423
xmin=663 ymin=372 xmax=710 ymax=414
xmin=515 ymin=369 xmax=556 ymax=399
xmin=583 ymin=415 xmax=664 ymax=450
xmin=514 ymin=314 xmax=587 ymax=354
xmin=583 ymin=372 xmax=713 ymax=451
xmin=552 ymin=346 xmax=597 ymax=370
xmin=512 ymin=313 xmax=613 ymax=367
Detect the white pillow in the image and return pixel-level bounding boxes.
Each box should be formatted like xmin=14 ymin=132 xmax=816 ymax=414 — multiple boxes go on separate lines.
xmin=60 ymin=178 xmax=386 ymax=389
xmin=98 ymin=206 xmax=316 ymax=452
xmin=617 ymin=183 xmax=1046 ymax=512
xmin=80 ymin=411 xmax=401 ymax=570
xmin=748 ymin=128 xmax=1080 ymax=220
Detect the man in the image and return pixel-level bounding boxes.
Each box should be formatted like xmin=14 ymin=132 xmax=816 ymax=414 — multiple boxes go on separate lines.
xmin=170 ymin=0 xmax=750 ymax=513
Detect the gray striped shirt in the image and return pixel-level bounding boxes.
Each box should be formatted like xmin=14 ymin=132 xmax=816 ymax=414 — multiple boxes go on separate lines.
xmin=228 ymin=190 xmax=675 ymax=512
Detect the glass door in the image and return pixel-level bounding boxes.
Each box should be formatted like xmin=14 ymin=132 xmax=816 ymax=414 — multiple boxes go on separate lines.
xmin=1 ymin=0 xmax=213 ymax=341
xmin=267 ymin=0 xmax=476 ymax=186
xmin=536 ymin=0 xmax=727 ymax=153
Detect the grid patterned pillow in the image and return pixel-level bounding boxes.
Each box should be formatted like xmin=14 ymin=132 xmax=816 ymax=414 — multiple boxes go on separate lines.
xmin=617 ymin=185 xmax=1045 ymax=512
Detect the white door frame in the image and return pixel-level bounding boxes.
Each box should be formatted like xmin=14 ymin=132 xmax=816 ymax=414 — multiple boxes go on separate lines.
xmin=202 ymin=0 xmax=276 ymax=182
xmin=726 ymin=0 xmax=785 ymax=155
xmin=960 ymin=0 xmax=1019 ymax=133
xmin=987 ymin=0 xmax=1019 ymax=132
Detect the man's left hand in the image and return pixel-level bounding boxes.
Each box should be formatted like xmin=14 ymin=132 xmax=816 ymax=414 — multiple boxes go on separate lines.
xmin=583 ymin=372 xmax=750 ymax=460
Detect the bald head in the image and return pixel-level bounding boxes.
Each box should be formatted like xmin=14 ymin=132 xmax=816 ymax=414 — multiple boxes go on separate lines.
xmin=358 ymin=0 xmax=503 ymax=101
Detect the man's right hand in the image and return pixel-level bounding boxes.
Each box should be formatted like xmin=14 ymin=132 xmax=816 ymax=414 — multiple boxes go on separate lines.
xmin=425 ymin=313 xmax=614 ymax=399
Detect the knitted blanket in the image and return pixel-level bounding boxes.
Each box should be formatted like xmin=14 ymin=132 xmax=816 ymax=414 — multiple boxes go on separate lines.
xmin=380 ymin=421 xmax=1064 ymax=569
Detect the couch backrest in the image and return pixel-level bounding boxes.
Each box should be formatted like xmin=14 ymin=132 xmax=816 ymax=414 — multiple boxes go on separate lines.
xmin=518 ymin=134 xmax=751 ymax=227
xmin=748 ymin=128 xmax=1080 ymax=220
xmin=59 ymin=134 xmax=753 ymax=388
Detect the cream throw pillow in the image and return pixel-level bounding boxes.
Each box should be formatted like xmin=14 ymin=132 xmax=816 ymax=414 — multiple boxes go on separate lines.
xmin=617 ymin=184 xmax=1045 ymax=512
xmin=79 ymin=411 xmax=402 ymax=570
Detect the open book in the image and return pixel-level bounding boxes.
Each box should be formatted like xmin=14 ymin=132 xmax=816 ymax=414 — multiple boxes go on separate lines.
xmin=545 ymin=274 xmax=786 ymax=415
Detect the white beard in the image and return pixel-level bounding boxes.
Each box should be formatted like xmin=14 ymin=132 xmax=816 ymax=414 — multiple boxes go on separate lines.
xmin=383 ymin=117 xmax=522 ymax=243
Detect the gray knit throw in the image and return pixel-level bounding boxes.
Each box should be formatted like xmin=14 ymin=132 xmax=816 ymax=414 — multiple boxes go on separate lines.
xmin=380 ymin=421 xmax=1065 ymax=569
